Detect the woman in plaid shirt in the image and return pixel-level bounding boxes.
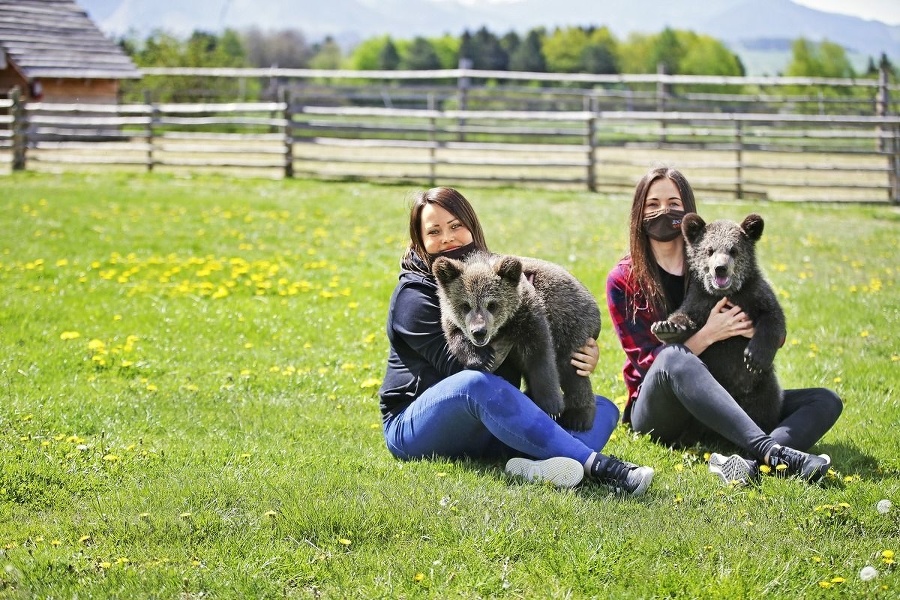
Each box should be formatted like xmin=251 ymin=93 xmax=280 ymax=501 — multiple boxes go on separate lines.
xmin=605 ymin=166 xmax=842 ymax=485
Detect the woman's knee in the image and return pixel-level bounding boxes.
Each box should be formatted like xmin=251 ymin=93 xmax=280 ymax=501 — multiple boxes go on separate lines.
xmin=818 ymin=388 xmax=844 ymax=423
xmin=651 ymin=344 xmax=700 ymax=377
xmin=595 ymin=396 xmax=621 ymax=430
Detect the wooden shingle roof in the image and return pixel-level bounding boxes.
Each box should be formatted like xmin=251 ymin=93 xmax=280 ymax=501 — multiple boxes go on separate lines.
xmin=0 ymin=0 xmax=140 ymax=80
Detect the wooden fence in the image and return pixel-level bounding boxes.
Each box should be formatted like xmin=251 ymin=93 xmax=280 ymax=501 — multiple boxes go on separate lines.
xmin=1 ymin=92 xmax=898 ymax=203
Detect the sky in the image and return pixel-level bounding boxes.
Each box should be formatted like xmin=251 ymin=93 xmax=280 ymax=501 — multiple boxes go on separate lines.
xmin=793 ymin=0 xmax=900 ymax=24
xmin=78 ymin=0 xmax=900 ymax=29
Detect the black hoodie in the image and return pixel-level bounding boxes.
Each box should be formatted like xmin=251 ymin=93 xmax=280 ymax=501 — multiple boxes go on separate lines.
xmin=377 ymin=253 xmax=520 ymax=420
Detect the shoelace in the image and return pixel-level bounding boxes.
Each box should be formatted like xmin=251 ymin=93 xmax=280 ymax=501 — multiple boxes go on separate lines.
xmin=593 ymin=456 xmax=633 ymax=489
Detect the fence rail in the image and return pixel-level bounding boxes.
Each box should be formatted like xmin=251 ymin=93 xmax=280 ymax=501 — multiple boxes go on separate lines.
xmin=1 ymin=92 xmax=898 ymax=203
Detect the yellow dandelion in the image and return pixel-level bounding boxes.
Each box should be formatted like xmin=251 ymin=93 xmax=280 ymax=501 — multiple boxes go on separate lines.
xmin=139 ymin=512 xmax=151 ymax=520
xmin=60 ymin=331 xmax=81 ymax=340
xmin=414 ymin=573 xmax=426 ymax=582
xmin=338 ymin=538 xmax=351 ymax=546
xmin=180 ymin=512 xmax=192 ymax=519
xmin=831 ymin=577 xmax=845 ymax=584
xmin=264 ymin=510 xmax=277 ymax=518
xmin=860 ymin=330 xmax=870 ymax=338
xmin=103 ymin=454 xmax=119 ymax=462
xmin=359 ymin=378 xmax=381 ymax=389
xmin=833 ymin=377 xmax=841 ymax=383
xmin=818 ymin=581 xmax=831 ymax=589
xmin=98 ymin=561 xmax=112 ymax=569
xmin=79 ymin=535 xmax=91 ymax=544
xmin=51 ymin=539 xmax=62 ymax=547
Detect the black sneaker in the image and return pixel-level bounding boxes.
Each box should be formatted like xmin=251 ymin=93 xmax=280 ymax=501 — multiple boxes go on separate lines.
xmin=589 ymin=455 xmax=654 ymax=496
xmin=766 ymin=445 xmax=831 ymax=482
xmin=708 ymin=453 xmax=760 ymax=486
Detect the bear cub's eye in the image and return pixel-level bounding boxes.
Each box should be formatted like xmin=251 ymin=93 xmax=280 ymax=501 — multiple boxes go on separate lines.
xmin=461 ymin=302 xmax=472 ymax=313
xmin=486 ymin=301 xmax=498 ymax=312
xmin=728 ymin=247 xmax=738 ymax=257
xmin=706 ymin=248 xmax=715 ymax=257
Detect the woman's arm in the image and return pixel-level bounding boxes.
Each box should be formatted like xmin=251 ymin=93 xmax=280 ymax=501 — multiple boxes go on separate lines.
xmin=605 ymin=266 xmax=665 ymax=379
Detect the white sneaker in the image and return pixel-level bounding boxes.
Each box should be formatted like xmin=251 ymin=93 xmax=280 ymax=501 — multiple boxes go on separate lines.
xmin=505 ymin=456 xmax=584 ymax=489
xmin=708 ymin=453 xmax=759 ymax=486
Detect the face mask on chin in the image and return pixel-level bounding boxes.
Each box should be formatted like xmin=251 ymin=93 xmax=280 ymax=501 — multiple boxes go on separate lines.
xmin=429 ymin=241 xmax=476 ymax=262
xmin=643 ymin=209 xmax=686 ymax=242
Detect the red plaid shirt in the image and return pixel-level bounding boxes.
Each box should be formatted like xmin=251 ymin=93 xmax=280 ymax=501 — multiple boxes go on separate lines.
xmin=605 ymin=256 xmax=666 ymax=423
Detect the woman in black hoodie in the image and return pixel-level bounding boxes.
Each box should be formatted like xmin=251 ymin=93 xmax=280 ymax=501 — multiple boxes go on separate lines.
xmin=378 ymin=187 xmax=654 ymax=496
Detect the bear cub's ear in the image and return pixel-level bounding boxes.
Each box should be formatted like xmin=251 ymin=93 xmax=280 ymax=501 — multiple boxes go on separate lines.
xmin=741 ymin=214 xmax=764 ymax=242
xmin=495 ymin=255 xmax=523 ymax=283
xmin=681 ymin=212 xmax=706 ymax=244
xmin=432 ymin=256 xmax=463 ymax=285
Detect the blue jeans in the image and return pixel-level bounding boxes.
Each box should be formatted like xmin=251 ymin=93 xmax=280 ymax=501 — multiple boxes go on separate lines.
xmin=383 ymin=370 xmax=620 ymax=465
xmin=631 ymin=344 xmax=843 ymax=460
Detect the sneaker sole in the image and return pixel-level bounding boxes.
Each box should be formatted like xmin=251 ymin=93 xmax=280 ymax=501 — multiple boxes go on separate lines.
xmin=709 ymin=453 xmax=755 ymax=486
xmin=505 ymin=457 xmax=584 ymax=489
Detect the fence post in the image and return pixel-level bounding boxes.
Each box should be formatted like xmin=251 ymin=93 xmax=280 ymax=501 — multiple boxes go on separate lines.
xmin=876 ymin=63 xmax=890 ymax=154
xmin=457 ymin=57 xmax=471 ymax=142
xmin=586 ymin=96 xmax=597 ymax=192
xmin=427 ymin=93 xmax=436 ymax=187
xmin=735 ymin=118 xmax=743 ymax=200
xmin=891 ymin=124 xmax=900 ymax=205
xmin=10 ymin=87 xmax=26 ymax=171
xmin=281 ymin=86 xmax=294 ymax=179
xmin=656 ymin=63 xmax=667 ymax=145
xmin=144 ymin=91 xmax=155 ymax=172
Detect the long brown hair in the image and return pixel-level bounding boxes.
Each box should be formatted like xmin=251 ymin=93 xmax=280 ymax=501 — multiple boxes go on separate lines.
xmin=401 ymin=187 xmax=490 ymax=275
xmin=628 ymin=166 xmax=698 ymax=317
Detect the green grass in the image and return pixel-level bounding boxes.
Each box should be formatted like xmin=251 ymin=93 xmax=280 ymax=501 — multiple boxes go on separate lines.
xmin=0 ymin=172 xmax=897 ymax=598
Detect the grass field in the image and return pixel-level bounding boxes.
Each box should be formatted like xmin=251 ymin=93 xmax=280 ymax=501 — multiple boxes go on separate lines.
xmin=0 ymin=172 xmax=897 ymax=598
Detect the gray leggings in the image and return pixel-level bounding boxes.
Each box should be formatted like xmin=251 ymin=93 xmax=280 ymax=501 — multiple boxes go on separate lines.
xmin=630 ymin=344 xmax=843 ymax=461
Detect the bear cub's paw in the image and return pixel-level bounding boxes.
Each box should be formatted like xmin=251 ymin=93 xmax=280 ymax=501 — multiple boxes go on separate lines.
xmin=743 ymin=343 xmax=774 ymax=374
xmin=651 ymin=320 xmax=688 ymax=343
xmin=556 ymin=407 xmax=594 ymax=432
xmin=463 ymin=344 xmax=495 ymax=371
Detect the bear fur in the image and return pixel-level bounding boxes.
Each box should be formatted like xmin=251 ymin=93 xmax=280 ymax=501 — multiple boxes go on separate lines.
xmin=650 ymin=213 xmax=786 ymax=433
xmin=432 ymin=251 xmax=600 ymax=431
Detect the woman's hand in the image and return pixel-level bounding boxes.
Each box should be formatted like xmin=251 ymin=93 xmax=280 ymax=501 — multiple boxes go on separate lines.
xmin=706 ymin=296 xmax=755 ymax=341
xmin=685 ymin=297 xmax=754 ymax=355
xmin=571 ymin=337 xmax=599 ymax=377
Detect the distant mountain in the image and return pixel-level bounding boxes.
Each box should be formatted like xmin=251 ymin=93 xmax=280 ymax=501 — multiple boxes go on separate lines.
xmin=77 ymin=0 xmax=899 ymax=75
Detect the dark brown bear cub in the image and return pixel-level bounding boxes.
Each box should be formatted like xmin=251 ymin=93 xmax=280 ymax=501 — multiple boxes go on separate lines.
xmin=651 ymin=213 xmax=786 ymax=433
xmin=432 ymin=251 xmax=600 ymax=431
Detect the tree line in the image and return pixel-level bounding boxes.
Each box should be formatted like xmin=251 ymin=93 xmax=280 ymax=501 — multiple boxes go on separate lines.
xmin=118 ymin=24 xmax=896 ymax=103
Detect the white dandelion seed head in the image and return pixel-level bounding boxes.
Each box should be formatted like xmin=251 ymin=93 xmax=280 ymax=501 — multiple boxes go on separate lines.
xmin=859 ymin=565 xmax=878 ymax=581
xmin=876 ymin=499 xmax=892 ymax=514
xmin=76 ymin=444 xmax=88 ymax=451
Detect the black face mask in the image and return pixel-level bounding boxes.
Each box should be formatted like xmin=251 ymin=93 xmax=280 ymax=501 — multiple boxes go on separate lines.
xmin=429 ymin=241 xmax=477 ymax=262
xmin=643 ymin=209 xmax=686 ymax=242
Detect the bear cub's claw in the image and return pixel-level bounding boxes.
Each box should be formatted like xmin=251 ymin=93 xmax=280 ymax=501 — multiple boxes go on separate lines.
xmin=743 ymin=348 xmax=767 ymax=374
xmin=464 ymin=345 xmax=495 ymax=371
xmin=651 ymin=320 xmax=687 ymax=343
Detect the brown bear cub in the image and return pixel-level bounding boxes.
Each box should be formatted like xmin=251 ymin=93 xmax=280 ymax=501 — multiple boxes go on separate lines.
xmin=651 ymin=213 xmax=786 ymax=432
xmin=432 ymin=251 xmax=600 ymax=431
